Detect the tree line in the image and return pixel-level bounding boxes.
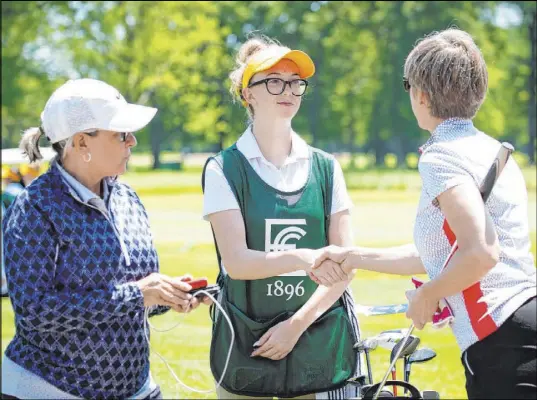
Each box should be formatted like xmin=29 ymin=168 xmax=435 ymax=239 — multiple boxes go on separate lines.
xmin=2 ymin=1 xmax=535 ymax=168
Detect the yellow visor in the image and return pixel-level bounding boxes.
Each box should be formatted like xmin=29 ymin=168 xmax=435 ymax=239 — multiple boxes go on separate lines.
xmin=19 ymin=164 xmax=40 ymax=177
xmin=1 ymin=165 xmax=10 ymax=179
xmin=1 ymin=166 xmax=18 ymax=181
xmin=241 ymin=47 xmax=315 ymax=104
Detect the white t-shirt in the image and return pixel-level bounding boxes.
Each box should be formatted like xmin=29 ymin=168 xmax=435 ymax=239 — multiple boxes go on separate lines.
xmin=202 ymin=126 xmax=353 ymax=220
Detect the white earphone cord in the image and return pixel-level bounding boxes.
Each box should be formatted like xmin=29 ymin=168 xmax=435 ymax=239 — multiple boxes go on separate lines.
xmin=143 ymin=290 xmax=235 ymax=395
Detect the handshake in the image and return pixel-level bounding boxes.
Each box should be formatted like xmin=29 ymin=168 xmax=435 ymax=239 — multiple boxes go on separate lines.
xmin=302 ymin=245 xmax=359 ymax=287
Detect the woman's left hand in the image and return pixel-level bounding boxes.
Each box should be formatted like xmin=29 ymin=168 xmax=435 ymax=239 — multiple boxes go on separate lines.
xmin=405 ymin=285 xmax=439 ymax=330
xmin=169 ymin=275 xmax=213 ymax=312
xmin=188 ymin=295 xmax=213 ymax=311
xmin=250 ymin=319 xmax=305 ymax=361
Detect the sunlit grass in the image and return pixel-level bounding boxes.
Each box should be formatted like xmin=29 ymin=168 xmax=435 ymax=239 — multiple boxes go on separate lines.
xmin=2 ymin=170 xmax=535 ymax=399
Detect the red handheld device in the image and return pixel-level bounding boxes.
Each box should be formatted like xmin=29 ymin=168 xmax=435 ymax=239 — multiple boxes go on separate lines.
xmin=188 ymin=278 xmax=208 ymax=290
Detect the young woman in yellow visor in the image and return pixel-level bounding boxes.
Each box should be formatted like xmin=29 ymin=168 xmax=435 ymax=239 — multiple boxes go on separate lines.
xmin=19 ymin=163 xmax=41 ymax=187
xmin=202 ymin=36 xmax=363 ymax=399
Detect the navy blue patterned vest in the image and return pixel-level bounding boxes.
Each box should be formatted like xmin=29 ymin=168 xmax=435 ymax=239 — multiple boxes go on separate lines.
xmin=2 ymin=163 xmax=161 ymax=399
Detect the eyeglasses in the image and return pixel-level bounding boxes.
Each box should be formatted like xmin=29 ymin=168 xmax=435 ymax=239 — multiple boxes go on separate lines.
xmin=403 ymin=77 xmax=411 ymax=92
xmin=247 ymin=78 xmax=309 ymax=96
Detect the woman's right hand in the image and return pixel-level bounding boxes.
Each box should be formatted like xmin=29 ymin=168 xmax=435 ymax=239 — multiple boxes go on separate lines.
xmin=294 ymin=248 xmax=349 ymax=286
xmin=135 ymin=273 xmax=195 ymax=313
xmin=309 ymin=246 xmax=355 ymax=286
xmin=294 ymin=248 xmax=324 ymax=272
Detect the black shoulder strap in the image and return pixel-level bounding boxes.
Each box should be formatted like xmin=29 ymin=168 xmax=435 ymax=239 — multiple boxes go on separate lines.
xmin=312 ymin=148 xmax=334 ymax=244
xmin=324 ymin=157 xmax=334 ymax=244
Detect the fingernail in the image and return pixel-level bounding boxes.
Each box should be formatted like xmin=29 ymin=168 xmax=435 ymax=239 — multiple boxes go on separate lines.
xmin=253 ymin=341 xmax=259 ymax=347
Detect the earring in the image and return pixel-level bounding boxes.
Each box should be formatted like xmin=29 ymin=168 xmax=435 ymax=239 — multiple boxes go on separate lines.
xmin=82 ymin=153 xmax=92 ymax=163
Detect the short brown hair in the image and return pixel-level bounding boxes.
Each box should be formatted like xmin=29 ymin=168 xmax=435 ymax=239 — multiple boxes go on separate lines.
xmin=404 ymin=28 xmax=488 ymax=119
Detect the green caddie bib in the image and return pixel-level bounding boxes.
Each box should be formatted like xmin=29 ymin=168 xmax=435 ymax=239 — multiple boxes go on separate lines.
xmin=202 ymin=144 xmax=357 ymax=398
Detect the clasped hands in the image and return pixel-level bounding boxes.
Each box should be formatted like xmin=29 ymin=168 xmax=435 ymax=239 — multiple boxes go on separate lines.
xmin=304 ymin=245 xmax=357 ymax=286
xmin=249 ymin=246 xmax=355 ymax=361
xmin=303 ymin=245 xmax=442 ymax=331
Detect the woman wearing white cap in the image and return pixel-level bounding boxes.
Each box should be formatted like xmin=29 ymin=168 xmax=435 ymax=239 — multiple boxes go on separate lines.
xmin=202 ymin=36 xmax=363 ymax=399
xmin=1 ymin=78 xmax=210 ymax=399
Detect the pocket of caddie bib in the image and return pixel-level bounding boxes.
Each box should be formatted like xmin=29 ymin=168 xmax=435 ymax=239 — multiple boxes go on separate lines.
xmin=285 ymin=304 xmax=357 ymax=395
xmin=210 ymin=296 xmax=292 ymax=396
xmin=210 ymin=296 xmax=356 ymax=398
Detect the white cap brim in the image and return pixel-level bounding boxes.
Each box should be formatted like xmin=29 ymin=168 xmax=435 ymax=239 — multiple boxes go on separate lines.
xmin=107 ymin=103 xmax=158 ymax=133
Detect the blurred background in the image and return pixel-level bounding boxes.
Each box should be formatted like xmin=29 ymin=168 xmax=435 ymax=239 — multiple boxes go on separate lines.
xmin=2 ymin=1 xmax=536 ymax=168
xmin=2 ymin=1 xmax=536 ymax=399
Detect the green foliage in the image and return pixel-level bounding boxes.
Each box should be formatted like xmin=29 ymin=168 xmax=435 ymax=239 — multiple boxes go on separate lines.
xmin=405 ymin=152 xmax=419 ymax=169
xmin=384 ymin=153 xmax=398 ymax=169
xmin=1 ymin=1 xmax=72 ymax=148
xmin=1 ymin=1 xmax=536 ymax=167
xmin=513 ymin=151 xmax=530 ymax=168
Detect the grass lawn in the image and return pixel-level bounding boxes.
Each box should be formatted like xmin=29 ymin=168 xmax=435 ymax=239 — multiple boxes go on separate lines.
xmin=2 ymin=171 xmax=535 ymax=399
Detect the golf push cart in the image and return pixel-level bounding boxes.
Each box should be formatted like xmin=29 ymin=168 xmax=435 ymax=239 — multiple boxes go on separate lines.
xmin=346 ymin=312 xmax=441 ymax=399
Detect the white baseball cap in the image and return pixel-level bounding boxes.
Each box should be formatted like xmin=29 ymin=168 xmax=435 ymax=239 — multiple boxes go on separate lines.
xmin=40 ymin=78 xmax=158 ymax=144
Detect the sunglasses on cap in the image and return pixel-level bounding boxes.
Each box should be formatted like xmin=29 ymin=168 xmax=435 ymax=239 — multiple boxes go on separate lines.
xmin=117 ymin=132 xmax=133 ymax=142
xmin=83 ymin=130 xmax=133 ymax=142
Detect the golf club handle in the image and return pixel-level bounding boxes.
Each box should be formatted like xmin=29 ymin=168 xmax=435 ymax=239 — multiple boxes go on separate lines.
xmin=372 ymin=324 xmax=415 ymax=400
xmin=437 ymin=142 xmax=515 ymax=275
xmin=478 ymin=142 xmax=514 ymax=203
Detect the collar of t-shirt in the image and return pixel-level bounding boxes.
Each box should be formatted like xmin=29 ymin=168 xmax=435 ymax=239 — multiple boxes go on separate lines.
xmin=236 ymin=125 xmax=310 ymax=169
xmin=55 ymin=160 xmax=113 ymax=213
xmin=418 ymin=118 xmax=474 ymax=154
